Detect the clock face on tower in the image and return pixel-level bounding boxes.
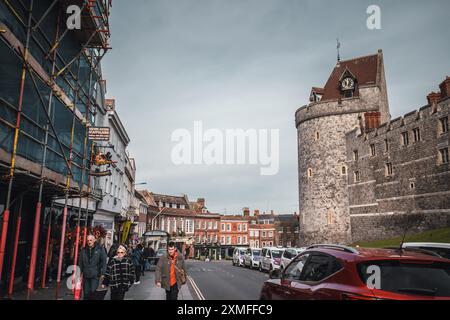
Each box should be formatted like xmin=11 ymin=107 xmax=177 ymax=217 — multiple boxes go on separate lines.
xmin=341 ymin=77 xmax=355 ymax=91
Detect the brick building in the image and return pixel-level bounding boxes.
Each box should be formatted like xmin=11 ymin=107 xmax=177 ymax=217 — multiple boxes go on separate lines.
xmin=220 ymin=211 xmax=250 ymax=246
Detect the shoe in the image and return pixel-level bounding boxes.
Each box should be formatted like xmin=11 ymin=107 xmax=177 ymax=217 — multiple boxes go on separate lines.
xmin=134 ymin=281 xmax=140 ymax=285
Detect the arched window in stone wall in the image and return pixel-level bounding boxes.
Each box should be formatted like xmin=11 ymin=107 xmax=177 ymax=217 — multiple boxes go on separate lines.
xmin=327 ymin=209 xmax=334 ymax=225
xmin=341 ymin=166 xmax=347 ymax=175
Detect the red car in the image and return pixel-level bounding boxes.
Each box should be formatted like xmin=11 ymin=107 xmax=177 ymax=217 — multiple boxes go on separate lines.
xmin=259 ymin=244 xmax=450 ymax=300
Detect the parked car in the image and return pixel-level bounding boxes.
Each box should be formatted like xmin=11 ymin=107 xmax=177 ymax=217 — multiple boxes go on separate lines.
xmin=232 ymin=247 xmax=247 ymax=267
xmin=259 ymin=244 xmax=450 ymax=300
xmin=260 ymin=247 xmax=285 ymax=272
xmin=244 ymin=248 xmax=262 ymax=269
xmin=401 ymin=242 xmax=450 ymax=260
xmin=281 ymin=247 xmax=306 ymax=271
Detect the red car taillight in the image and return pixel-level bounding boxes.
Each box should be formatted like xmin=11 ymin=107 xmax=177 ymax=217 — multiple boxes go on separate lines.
xmin=342 ymin=293 xmax=379 ymax=300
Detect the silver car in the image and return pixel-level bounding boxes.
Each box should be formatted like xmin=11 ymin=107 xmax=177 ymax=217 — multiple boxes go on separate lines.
xmin=232 ymin=247 xmax=247 ymax=267
xmin=244 ymin=248 xmax=262 ymax=269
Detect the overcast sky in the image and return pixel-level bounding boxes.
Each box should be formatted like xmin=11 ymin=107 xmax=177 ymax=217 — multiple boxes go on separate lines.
xmin=102 ymin=0 xmax=450 ymax=215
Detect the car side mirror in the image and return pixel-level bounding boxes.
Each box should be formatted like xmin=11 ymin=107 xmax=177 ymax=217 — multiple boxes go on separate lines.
xmin=269 ymin=269 xmax=280 ymax=279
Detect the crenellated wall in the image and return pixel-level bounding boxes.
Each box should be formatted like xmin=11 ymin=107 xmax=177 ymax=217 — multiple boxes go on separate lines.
xmin=347 ymin=97 xmax=450 ymax=242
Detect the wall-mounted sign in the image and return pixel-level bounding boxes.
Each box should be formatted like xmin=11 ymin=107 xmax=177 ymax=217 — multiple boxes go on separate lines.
xmin=88 ymin=127 xmax=110 ymax=141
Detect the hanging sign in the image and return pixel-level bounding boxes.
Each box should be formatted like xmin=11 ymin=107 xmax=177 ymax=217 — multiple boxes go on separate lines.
xmin=88 ymin=127 xmax=110 ymax=141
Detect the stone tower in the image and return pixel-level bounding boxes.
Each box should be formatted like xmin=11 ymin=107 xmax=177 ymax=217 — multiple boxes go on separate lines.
xmin=295 ymin=50 xmax=390 ymax=245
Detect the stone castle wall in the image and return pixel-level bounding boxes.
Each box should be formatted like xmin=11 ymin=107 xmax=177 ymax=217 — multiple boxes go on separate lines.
xmin=346 ymin=98 xmax=450 ymax=242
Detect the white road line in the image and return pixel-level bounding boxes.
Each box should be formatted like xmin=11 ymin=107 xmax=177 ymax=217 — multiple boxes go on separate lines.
xmin=188 ymin=276 xmax=205 ymax=300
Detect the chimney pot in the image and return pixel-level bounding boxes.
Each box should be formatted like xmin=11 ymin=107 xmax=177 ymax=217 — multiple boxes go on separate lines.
xmin=427 ymin=91 xmax=441 ymax=106
xmin=439 ymin=76 xmax=450 ymax=99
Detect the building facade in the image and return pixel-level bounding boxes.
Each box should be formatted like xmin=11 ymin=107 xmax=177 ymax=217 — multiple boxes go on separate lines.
xmin=347 ymin=78 xmax=450 ymax=242
xmin=296 ymin=49 xmax=450 ymax=245
xmin=94 ymin=98 xmax=133 ymax=249
xmin=0 ymin=0 xmax=112 ymax=295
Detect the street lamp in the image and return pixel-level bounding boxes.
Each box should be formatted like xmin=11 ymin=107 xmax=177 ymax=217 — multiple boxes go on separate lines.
xmin=150 ymin=206 xmax=165 ymax=231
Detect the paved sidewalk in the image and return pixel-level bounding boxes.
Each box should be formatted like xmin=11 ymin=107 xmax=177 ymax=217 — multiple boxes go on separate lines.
xmin=6 ymin=270 xmax=193 ymax=300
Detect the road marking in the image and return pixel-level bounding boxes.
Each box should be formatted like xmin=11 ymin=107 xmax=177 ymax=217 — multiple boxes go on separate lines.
xmin=188 ymin=275 xmax=205 ymax=300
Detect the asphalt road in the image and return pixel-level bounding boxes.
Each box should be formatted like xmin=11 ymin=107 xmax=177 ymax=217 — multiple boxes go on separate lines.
xmin=186 ymin=260 xmax=269 ymax=300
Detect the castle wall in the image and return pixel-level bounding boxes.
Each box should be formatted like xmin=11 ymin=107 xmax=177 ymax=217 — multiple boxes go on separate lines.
xmin=347 ymin=98 xmax=450 ymax=242
xmin=296 ymin=85 xmax=390 ymax=245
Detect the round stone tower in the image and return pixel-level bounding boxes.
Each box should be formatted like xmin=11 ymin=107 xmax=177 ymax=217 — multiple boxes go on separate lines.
xmin=295 ymin=50 xmax=390 ymax=245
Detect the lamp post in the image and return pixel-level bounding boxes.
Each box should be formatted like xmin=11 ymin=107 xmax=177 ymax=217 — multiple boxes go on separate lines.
xmin=151 ymin=207 xmax=165 ymax=231
xmin=133 ymin=182 xmax=147 ymax=187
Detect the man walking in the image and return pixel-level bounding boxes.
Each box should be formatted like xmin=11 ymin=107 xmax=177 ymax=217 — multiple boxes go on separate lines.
xmin=79 ymin=235 xmax=107 ymax=300
xmin=155 ymin=242 xmax=186 ymax=300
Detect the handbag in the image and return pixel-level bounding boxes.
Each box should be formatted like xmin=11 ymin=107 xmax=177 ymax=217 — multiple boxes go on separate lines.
xmin=174 ymin=265 xmax=186 ymax=285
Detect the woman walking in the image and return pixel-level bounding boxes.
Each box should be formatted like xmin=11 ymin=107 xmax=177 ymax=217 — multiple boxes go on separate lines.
xmin=101 ymin=245 xmax=135 ymax=300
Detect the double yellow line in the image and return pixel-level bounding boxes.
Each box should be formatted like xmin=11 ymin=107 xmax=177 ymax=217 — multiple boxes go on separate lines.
xmin=187 ymin=275 xmax=205 ymax=300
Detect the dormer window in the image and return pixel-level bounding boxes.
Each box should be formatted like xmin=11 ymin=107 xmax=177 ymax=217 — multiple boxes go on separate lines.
xmin=309 ymin=87 xmax=324 ymax=102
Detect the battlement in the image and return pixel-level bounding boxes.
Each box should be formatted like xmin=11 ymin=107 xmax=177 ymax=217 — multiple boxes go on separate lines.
xmin=349 ymin=96 xmax=449 ymax=141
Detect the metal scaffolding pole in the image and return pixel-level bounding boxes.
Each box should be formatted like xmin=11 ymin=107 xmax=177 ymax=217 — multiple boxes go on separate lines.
xmin=41 ymin=201 xmax=54 ymax=289
xmin=26 ymin=8 xmax=61 ymax=298
xmin=71 ymin=58 xmax=94 ymax=300
xmin=0 ymin=0 xmax=34 ymax=288
xmin=55 ymin=113 xmax=76 ymax=300
xmin=7 ymin=196 xmax=23 ymax=297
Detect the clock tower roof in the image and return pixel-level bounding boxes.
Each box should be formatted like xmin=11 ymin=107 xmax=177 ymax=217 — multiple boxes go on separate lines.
xmin=320 ymin=50 xmax=383 ymax=101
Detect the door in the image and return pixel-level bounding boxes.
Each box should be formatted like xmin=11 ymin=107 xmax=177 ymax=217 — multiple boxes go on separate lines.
xmin=275 ymin=253 xmax=310 ymax=299
xmin=289 ymin=253 xmax=342 ymax=300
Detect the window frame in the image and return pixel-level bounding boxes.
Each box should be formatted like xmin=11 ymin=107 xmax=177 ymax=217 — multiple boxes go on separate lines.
xmin=282 ymin=252 xmax=343 ymax=285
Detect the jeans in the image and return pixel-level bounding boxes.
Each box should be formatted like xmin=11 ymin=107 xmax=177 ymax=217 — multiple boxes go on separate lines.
xmin=166 ymin=283 xmax=179 ymax=300
xmin=83 ymin=277 xmax=99 ymax=300
xmin=135 ymin=265 xmax=141 ymax=282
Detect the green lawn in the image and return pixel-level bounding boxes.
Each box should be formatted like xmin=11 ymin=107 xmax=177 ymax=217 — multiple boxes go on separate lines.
xmin=352 ymin=227 xmax=450 ymax=248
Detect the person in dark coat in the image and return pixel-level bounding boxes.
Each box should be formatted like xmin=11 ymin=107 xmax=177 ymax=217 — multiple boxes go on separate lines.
xmin=131 ymin=244 xmax=143 ymax=284
xmin=155 ymin=241 xmax=187 ymax=300
xmin=102 ymin=245 xmax=135 ymax=300
xmin=79 ymin=235 xmax=107 ymax=300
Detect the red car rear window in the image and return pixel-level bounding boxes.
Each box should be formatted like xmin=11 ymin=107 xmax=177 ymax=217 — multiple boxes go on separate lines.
xmin=358 ymin=260 xmax=450 ymax=297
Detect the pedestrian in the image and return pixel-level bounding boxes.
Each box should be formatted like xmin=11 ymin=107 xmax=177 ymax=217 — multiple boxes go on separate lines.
xmin=155 ymin=241 xmax=187 ymax=300
xmin=79 ymin=234 xmax=107 ymax=300
xmin=101 ymin=245 xmax=135 ymax=300
xmin=108 ymin=242 xmax=119 ymax=259
xmin=131 ymin=244 xmax=143 ymax=284
xmin=141 ymin=243 xmax=149 ymax=276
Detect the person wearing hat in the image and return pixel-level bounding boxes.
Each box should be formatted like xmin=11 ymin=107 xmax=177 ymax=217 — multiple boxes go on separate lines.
xmin=101 ymin=245 xmax=135 ymax=300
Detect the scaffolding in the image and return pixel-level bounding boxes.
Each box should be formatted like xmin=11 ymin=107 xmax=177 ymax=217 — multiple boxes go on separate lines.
xmin=0 ymin=0 xmax=112 ymax=299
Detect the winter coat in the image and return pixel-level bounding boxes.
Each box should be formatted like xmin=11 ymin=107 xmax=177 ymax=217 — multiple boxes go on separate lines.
xmin=155 ymin=252 xmax=186 ymax=291
xmin=131 ymin=249 xmax=143 ymax=266
xmin=79 ymin=243 xmax=107 ymax=279
xmin=102 ymin=256 xmax=135 ymax=292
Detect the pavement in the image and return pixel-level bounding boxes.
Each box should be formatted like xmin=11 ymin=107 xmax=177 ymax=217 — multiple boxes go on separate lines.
xmin=7 ymin=269 xmax=194 ymax=300
xmin=186 ymin=259 xmax=269 ymax=300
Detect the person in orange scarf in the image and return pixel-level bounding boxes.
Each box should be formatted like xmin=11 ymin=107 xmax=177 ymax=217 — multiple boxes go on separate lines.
xmin=155 ymin=241 xmax=187 ymax=300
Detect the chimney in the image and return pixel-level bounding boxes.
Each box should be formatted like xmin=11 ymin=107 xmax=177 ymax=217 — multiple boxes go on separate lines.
xmin=197 ymin=198 xmax=205 ymax=208
xmin=270 ymin=210 xmax=274 ymax=215
xmin=364 ymin=112 xmax=381 ymax=132
xmin=439 ymin=76 xmax=450 ymax=99
xmin=105 ymin=99 xmax=115 ymax=111
xmin=243 ymin=207 xmax=250 ymax=216
xmin=254 ymin=209 xmax=260 ymax=216
xmin=427 ymin=92 xmax=441 ymax=106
